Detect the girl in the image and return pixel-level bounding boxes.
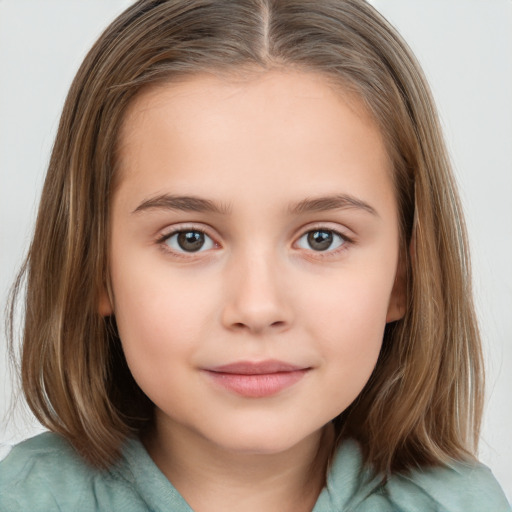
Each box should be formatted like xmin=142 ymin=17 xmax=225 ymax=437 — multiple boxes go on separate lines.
xmin=1 ymin=0 xmax=510 ymax=510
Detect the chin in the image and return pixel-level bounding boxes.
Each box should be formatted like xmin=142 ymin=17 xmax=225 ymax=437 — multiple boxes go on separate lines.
xmin=208 ymin=425 xmax=324 ymax=457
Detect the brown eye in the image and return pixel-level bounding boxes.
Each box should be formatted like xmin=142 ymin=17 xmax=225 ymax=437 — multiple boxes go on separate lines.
xmin=297 ymin=229 xmax=345 ymax=252
xmin=165 ymin=230 xmax=214 ymax=253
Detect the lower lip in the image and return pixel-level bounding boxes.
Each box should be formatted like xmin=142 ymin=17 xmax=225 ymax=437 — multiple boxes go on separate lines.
xmin=204 ymin=370 xmax=309 ymax=398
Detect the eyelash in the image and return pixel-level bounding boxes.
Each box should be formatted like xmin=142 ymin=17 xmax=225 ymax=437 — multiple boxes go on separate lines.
xmin=294 ymin=227 xmax=351 ymax=257
xmin=156 ymin=226 xmax=218 ymax=257
xmin=155 ymin=225 xmax=353 ymax=257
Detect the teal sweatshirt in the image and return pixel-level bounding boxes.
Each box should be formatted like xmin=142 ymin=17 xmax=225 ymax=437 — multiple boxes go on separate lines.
xmin=0 ymin=432 xmax=509 ymax=511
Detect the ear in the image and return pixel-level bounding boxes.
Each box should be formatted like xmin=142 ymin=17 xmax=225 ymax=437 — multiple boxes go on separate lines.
xmin=386 ymin=253 xmax=407 ymax=323
xmin=98 ymin=285 xmax=114 ymax=317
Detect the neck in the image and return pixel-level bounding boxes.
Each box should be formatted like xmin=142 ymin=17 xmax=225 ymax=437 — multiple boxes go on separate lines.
xmin=144 ymin=421 xmax=334 ymax=512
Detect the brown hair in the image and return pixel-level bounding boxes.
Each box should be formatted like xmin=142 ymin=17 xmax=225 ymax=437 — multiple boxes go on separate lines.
xmin=8 ymin=0 xmax=483 ymax=473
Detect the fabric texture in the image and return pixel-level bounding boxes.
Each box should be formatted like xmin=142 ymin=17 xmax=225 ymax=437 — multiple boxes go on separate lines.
xmin=0 ymin=432 xmax=510 ymax=512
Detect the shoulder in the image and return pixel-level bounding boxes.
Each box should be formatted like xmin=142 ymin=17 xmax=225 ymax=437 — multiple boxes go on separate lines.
xmin=386 ymin=459 xmax=511 ymax=512
xmin=320 ymin=440 xmax=511 ymax=512
xmin=0 ymin=432 xmax=148 ymax=512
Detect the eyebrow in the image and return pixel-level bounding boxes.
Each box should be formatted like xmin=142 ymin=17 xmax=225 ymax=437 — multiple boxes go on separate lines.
xmin=132 ymin=194 xmax=230 ymax=215
xmin=289 ymin=194 xmax=379 ymax=217
xmin=132 ymin=193 xmax=378 ymax=217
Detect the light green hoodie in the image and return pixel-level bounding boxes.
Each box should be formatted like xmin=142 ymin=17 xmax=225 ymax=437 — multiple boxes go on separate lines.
xmin=0 ymin=432 xmax=509 ymax=511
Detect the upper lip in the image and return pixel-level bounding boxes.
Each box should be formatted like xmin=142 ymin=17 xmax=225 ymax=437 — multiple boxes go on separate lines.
xmin=205 ymin=360 xmax=308 ymax=375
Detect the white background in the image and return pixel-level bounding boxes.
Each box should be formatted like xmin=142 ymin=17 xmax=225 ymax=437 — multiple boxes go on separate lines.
xmin=1 ymin=0 xmax=511 ymax=501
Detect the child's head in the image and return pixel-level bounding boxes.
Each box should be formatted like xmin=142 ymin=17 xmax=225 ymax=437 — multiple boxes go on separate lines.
xmin=11 ymin=0 xmax=482 ymax=473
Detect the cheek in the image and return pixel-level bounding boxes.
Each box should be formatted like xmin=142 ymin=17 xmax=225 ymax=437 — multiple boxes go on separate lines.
xmin=110 ymin=257 xmax=216 ymax=382
xmin=304 ymin=265 xmax=394 ymax=340
xmin=301 ymin=268 xmax=394 ymax=398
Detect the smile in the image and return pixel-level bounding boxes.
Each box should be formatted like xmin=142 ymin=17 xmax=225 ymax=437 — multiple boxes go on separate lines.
xmin=203 ymin=360 xmax=311 ymax=398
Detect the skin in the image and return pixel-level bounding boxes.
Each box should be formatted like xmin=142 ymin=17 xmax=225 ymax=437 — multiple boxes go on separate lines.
xmin=102 ymin=70 xmax=404 ymax=512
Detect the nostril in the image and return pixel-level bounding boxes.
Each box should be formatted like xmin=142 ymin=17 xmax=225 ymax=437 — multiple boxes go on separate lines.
xmin=229 ymin=320 xmax=287 ymax=332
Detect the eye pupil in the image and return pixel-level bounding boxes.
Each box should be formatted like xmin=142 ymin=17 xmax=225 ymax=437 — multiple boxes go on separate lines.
xmin=177 ymin=231 xmax=205 ymax=252
xmin=307 ymin=230 xmax=333 ymax=251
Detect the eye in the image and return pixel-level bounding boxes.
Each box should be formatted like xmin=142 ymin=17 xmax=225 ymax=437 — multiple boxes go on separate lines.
xmin=296 ymin=229 xmax=346 ymax=252
xmin=164 ymin=230 xmax=216 ymax=253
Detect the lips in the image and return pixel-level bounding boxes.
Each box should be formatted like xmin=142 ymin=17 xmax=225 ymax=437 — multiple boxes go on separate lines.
xmin=203 ymin=360 xmax=310 ymax=398
xmin=209 ymin=360 xmax=306 ymax=374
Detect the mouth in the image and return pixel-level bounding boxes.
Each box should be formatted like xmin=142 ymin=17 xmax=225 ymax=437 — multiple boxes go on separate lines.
xmin=203 ymin=360 xmax=311 ymax=398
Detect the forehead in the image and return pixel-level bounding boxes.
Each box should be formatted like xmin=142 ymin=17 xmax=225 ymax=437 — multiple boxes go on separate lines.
xmin=118 ymin=69 xmax=384 ymax=157
xmin=114 ymin=70 xmax=393 ymax=211
xmin=122 ymin=69 xmax=370 ymax=123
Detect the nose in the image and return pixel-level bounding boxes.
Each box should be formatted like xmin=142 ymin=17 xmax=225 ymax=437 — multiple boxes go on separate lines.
xmin=221 ymin=249 xmax=292 ymax=335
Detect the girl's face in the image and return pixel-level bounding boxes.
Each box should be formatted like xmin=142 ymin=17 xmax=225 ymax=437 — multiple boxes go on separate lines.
xmin=105 ymin=70 xmax=404 ymax=456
